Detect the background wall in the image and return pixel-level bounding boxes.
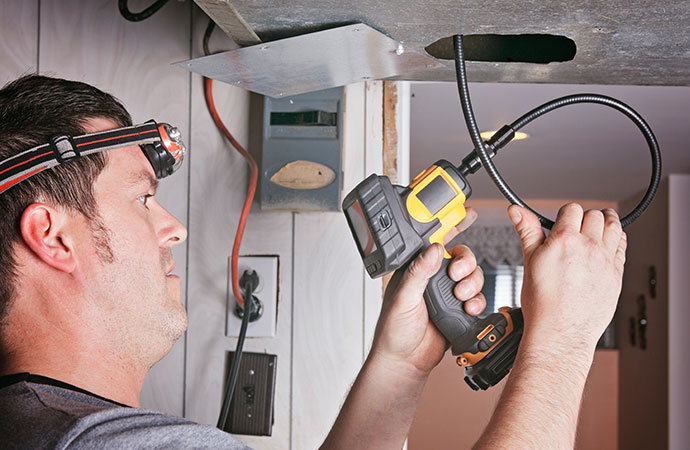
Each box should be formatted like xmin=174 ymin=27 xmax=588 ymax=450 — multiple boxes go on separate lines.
xmin=0 ymin=1 xmax=385 ymax=448
xmin=617 ymin=175 xmax=690 ymax=450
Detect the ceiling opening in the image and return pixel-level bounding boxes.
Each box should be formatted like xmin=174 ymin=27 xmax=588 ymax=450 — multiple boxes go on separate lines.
xmin=425 ymin=34 xmax=577 ymax=64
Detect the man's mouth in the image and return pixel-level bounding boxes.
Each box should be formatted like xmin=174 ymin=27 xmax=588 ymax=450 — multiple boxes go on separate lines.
xmin=166 ymin=261 xmax=176 ymax=276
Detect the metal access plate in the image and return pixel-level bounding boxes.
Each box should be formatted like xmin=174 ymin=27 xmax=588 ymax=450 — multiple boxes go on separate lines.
xmin=175 ymin=23 xmax=444 ymax=98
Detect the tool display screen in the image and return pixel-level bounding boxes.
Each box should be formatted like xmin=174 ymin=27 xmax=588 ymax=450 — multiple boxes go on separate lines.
xmin=417 ymin=176 xmax=456 ymax=216
xmin=346 ymin=200 xmax=377 ymax=257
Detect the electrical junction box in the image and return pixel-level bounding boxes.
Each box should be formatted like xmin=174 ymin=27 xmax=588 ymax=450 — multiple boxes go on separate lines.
xmin=259 ymin=87 xmax=343 ymax=211
xmin=220 ymin=352 xmax=277 ymax=436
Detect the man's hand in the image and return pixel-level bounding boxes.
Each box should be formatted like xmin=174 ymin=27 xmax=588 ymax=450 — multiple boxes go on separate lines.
xmin=369 ymin=208 xmax=485 ymax=376
xmin=473 ymin=203 xmax=627 ymax=450
xmin=509 ymin=203 xmax=627 ymax=350
xmin=321 ymin=208 xmax=484 ymax=450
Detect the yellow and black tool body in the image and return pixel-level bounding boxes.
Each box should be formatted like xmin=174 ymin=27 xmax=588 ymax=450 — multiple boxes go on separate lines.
xmin=343 ymin=159 xmax=523 ymax=390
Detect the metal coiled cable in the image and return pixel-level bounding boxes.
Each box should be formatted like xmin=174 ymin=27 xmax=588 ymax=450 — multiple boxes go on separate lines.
xmin=452 ymin=35 xmax=662 ymax=229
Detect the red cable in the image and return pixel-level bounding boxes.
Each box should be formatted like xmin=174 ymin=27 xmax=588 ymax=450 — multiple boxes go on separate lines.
xmin=204 ymin=77 xmax=258 ymax=309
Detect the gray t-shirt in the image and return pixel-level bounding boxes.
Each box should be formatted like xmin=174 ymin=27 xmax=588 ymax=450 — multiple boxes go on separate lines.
xmin=0 ymin=373 xmax=251 ymax=449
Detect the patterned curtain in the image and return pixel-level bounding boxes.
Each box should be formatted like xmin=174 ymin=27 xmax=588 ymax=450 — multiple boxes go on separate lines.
xmin=456 ymin=225 xmax=524 ymax=268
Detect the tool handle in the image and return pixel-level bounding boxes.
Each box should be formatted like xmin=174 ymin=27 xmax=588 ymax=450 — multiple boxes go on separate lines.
xmin=424 ymin=257 xmax=516 ymax=359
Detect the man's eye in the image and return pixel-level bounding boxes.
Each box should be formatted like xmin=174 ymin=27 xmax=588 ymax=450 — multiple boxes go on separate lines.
xmin=137 ymin=194 xmax=153 ymax=207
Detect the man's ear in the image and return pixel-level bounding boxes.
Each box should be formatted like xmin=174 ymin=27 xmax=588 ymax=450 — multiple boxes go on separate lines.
xmin=20 ymin=203 xmax=76 ymax=273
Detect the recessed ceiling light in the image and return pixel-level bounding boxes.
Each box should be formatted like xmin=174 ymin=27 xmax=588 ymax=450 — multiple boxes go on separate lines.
xmin=480 ymin=130 xmax=529 ymax=141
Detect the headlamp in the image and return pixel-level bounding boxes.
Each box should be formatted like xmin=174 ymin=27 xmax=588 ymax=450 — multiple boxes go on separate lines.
xmin=0 ymin=120 xmax=186 ymax=195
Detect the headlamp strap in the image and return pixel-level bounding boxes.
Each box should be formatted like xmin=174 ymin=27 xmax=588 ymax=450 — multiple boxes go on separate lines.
xmin=0 ymin=122 xmax=160 ymax=194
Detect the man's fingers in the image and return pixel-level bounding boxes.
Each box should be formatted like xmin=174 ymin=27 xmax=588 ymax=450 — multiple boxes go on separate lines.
xmin=443 ymin=207 xmax=477 ymax=245
xmin=455 ymin=207 xmax=478 ymax=234
xmin=453 ymin=266 xmax=483 ymax=300
xmin=508 ymin=205 xmax=546 ymax=260
xmin=615 ymin=232 xmax=627 ymax=273
xmin=581 ymin=209 xmax=605 ymax=242
xmin=602 ymin=208 xmax=623 ymax=252
xmin=448 ymin=245 xmax=477 ymax=282
xmin=551 ymin=203 xmax=584 ymax=235
xmin=463 ymin=292 xmax=486 ymax=316
xmin=397 ymin=243 xmax=443 ymax=306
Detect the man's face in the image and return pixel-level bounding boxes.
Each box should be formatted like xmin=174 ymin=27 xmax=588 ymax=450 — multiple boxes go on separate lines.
xmin=78 ymin=118 xmax=188 ymax=367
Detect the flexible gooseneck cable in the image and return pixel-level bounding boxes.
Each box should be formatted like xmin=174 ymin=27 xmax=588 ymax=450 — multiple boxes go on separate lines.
xmin=452 ymin=34 xmax=662 ymax=229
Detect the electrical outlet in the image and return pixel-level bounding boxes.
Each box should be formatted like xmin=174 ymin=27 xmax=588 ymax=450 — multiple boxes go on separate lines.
xmin=226 ymin=255 xmax=278 ymax=338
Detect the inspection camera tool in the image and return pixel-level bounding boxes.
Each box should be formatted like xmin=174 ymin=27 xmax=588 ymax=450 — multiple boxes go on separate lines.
xmin=343 ymin=35 xmax=661 ymax=390
xmin=0 ymin=121 xmax=185 ymax=194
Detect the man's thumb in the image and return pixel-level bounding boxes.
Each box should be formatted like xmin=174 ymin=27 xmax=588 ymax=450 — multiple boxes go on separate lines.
xmin=508 ymin=205 xmax=545 ymax=259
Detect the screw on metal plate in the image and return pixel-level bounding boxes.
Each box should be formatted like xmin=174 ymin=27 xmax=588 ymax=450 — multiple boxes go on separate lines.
xmin=396 ymin=43 xmax=404 ymax=55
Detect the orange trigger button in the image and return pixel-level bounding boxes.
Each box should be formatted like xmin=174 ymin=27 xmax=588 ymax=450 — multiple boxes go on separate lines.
xmin=499 ymin=306 xmax=511 ymax=313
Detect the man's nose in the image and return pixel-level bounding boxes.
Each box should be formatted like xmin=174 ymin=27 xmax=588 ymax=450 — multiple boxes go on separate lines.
xmin=158 ymin=207 xmax=187 ymax=247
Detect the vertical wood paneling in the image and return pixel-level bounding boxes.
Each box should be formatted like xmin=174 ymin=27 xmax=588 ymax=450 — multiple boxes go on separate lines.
xmin=38 ymin=0 xmax=191 ymax=417
xmin=292 ymin=211 xmax=364 ymax=449
xmin=363 ymin=81 xmax=385 ymax=356
xmin=0 ymin=0 xmax=38 ymax=83
xmin=341 ymin=83 xmax=366 ymax=195
xmin=184 ymin=8 xmax=293 ymax=448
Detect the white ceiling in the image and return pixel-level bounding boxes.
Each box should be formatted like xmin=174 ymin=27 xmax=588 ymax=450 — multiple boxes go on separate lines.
xmin=410 ymin=81 xmax=690 ymax=202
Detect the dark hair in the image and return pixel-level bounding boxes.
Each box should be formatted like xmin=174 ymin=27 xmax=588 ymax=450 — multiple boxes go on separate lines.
xmin=0 ymin=75 xmax=132 ymax=326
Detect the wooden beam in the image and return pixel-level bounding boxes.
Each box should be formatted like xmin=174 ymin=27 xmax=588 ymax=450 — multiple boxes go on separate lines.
xmin=383 ymin=81 xmax=399 ymax=184
xmin=193 ymin=0 xmax=261 ymax=47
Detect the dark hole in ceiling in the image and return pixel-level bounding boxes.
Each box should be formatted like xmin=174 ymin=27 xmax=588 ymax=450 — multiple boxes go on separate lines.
xmin=425 ymin=34 xmax=576 ymax=64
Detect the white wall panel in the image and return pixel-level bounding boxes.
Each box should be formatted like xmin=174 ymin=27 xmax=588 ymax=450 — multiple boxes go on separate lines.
xmin=362 ymin=81 xmax=385 ymax=356
xmin=38 ymin=0 xmax=191 ymax=417
xmin=184 ymin=7 xmax=294 ymax=448
xmin=0 ymin=0 xmax=38 ymax=83
xmin=292 ymin=211 xmax=365 ymax=449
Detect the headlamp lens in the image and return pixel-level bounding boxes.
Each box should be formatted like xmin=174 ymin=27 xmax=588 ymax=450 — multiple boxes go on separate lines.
xmin=158 ymin=123 xmax=186 ymax=176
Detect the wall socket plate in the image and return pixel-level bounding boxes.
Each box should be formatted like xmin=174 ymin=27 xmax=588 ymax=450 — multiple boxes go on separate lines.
xmin=226 ymin=255 xmax=278 ymax=338
xmin=220 ymin=351 xmax=277 ymax=436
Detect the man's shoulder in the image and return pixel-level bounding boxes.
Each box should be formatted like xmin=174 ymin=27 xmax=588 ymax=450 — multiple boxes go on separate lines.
xmin=0 ymin=378 xmax=250 ymax=450
xmin=55 ymin=405 xmax=251 ymax=449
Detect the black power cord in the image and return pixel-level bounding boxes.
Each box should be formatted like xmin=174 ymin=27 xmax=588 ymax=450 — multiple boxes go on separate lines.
xmin=452 ymin=34 xmax=662 ymax=229
xmin=217 ymin=270 xmax=259 ymax=430
xmin=118 ymin=0 xmax=171 ymax=22
xmin=203 ymin=18 xmax=215 ymax=57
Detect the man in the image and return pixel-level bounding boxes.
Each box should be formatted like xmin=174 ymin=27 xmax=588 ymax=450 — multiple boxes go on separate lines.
xmin=0 ymin=75 xmax=626 ymax=449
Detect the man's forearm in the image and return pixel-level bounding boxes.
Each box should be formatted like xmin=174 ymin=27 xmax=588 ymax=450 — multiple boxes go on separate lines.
xmin=320 ymin=353 xmax=428 ymax=450
xmin=473 ymin=332 xmax=595 ymax=450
